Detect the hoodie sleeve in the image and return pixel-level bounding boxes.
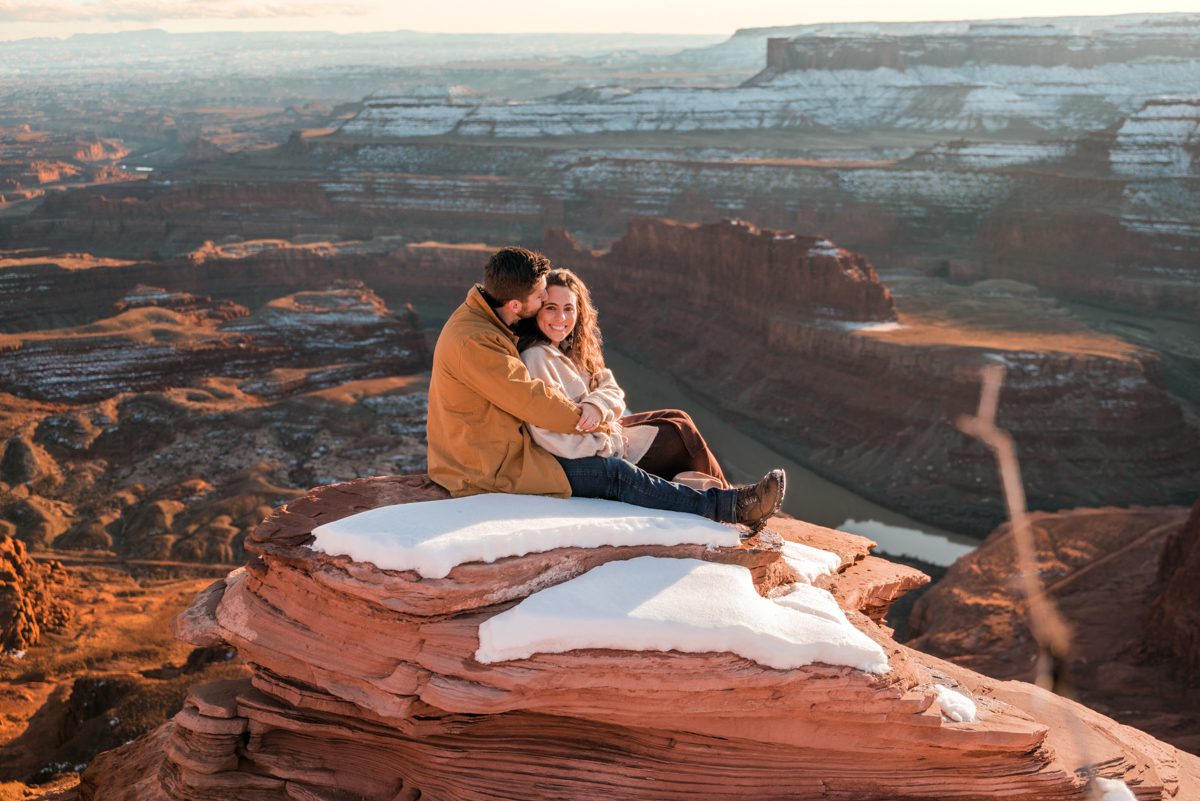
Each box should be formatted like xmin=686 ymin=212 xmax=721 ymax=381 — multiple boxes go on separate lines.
xmin=455 ymin=334 xmax=581 ymax=434
xmin=581 ymin=367 xmax=627 ymax=422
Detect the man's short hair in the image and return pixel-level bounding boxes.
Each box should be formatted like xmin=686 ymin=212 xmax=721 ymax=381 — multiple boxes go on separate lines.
xmin=483 ymin=247 xmax=551 ymax=305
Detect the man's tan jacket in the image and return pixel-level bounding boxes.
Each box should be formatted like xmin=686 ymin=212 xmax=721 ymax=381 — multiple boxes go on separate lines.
xmin=427 ymin=286 xmax=582 ymax=497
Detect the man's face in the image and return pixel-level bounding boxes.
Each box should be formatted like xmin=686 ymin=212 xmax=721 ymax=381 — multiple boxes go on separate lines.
xmin=514 ymin=277 xmax=548 ymax=319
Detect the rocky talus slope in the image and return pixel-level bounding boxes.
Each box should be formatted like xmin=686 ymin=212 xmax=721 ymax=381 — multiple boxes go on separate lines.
xmin=543 ymin=218 xmax=1200 ymax=533
xmin=908 ymin=502 xmax=1200 ymax=753
xmin=78 ymin=475 xmax=1200 ymax=800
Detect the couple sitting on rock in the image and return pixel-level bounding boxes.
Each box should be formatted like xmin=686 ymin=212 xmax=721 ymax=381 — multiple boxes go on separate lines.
xmin=427 ymin=246 xmax=786 ymax=531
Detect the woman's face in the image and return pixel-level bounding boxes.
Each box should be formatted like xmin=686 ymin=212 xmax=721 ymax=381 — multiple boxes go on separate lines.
xmin=537 ymin=284 xmax=578 ymax=346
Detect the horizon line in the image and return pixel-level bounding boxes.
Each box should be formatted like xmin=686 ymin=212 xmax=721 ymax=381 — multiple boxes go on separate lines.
xmin=1 ymin=9 xmax=1194 ymax=45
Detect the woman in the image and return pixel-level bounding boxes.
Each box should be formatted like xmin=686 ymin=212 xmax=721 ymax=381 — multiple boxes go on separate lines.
xmin=517 ymin=268 xmax=729 ymax=489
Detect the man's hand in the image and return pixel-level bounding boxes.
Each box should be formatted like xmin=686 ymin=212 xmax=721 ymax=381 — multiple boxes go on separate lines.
xmin=577 ymin=402 xmax=603 ymax=433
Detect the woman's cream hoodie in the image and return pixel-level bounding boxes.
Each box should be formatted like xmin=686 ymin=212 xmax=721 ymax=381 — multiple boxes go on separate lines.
xmin=520 ymin=343 xmax=656 ymax=462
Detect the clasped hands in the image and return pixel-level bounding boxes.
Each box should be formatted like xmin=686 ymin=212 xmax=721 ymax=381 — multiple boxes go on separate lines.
xmin=576 ymin=401 xmax=603 ymax=433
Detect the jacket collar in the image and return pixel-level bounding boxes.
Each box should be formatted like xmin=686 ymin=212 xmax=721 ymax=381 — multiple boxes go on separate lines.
xmin=466 ymin=285 xmax=516 ymax=341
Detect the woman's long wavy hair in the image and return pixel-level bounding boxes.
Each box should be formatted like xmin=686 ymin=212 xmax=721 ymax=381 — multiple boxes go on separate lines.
xmin=517 ymin=268 xmax=606 ymax=381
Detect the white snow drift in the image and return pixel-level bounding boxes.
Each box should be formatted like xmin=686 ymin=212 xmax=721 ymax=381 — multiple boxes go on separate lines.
xmin=934 ymin=684 xmax=978 ymax=723
xmin=476 ymin=556 xmax=890 ymax=673
xmin=311 ymin=494 xmax=740 ymax=579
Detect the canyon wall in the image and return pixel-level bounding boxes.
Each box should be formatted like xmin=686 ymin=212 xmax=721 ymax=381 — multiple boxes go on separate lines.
xmin=543 ymin=219 xmax=1200 ymax=534
xmin=1147 ymin=502 xmax=1200 ymax=679
xmin=3 ymin=16 xmax=1198 ymax=325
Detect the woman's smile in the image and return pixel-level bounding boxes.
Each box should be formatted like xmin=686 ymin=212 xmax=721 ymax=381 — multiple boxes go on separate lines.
xmin=537 ymin=284 xmax=578 ymax=345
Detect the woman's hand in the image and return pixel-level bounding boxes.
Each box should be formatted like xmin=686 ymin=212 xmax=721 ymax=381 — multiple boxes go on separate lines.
xmin=577 ymin=402 xmax=603 ymax=433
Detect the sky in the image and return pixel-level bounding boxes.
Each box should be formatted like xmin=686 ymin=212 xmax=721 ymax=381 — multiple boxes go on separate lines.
xmin=0 ymin=0 xmax=1197 ymax=41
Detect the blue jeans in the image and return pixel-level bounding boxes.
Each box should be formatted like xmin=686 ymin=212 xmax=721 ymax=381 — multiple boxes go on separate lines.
xmin=556 ymin=456 xmax=738 ymax=523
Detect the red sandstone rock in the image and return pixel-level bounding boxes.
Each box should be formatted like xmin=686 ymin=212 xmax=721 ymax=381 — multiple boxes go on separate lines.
xmin=907 ymin=505 xmax=1200 ymax=753
xmin=113 ymin=285 xmax=248 ymax=324
xmin=0 ymin=534 xmax=71 ymax=651
xmin=598 ymin=217 xmax=896 ymax=323
xmin=78 ymin=476 xmax=1200 ymax=800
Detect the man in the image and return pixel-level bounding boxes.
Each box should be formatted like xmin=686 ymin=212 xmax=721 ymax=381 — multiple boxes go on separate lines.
xmin=427 ymin=246 xmax=784 ymax=530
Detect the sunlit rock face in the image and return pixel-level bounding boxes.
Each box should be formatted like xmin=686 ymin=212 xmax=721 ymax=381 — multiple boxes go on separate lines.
xmin=1 ymin=16 xmax=1197 ymax=321
xmin=0 ymin=534 xmax=71 ymax=651
xmin=78 ymin=475 xmax=1200 ymax=800
xmin=298 ymin=16 xmax=1200 ymax=319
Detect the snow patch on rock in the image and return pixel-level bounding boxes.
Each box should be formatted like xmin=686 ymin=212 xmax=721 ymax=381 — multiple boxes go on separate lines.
xmin=476 ymin=556 xmax=890 ymax=673
xmin=311 ymin=494 xmax=740 ymax=579
xmin=1091 ymin=777 xmax=1137 ymax=801
xmin=934 ymin=684 xmax=978 ymax=723
xmin=780 ymin=540 xmax=842 ymax=583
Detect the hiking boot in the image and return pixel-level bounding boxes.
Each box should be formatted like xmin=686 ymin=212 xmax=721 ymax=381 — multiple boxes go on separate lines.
xmin=735 ymin=469 xmax=786 ymax=533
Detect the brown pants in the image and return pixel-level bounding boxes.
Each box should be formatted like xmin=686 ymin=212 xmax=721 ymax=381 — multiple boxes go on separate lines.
xmin=624 ymin=409 xmax=729 ymax=489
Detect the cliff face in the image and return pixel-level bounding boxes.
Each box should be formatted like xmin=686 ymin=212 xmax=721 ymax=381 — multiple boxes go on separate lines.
xmin=339 ymin=19 xmax=1200 ymax=138
xmin=1147 ymin=501 xmax=1200 ymax=678
xmin=544 ymin=219 xmax=1200 ymax=533
xmin=602 ymin=217 xmax=895 ymax=323
xmin=766 ymin=23 xmax=1200 ymax=72
xmin=8 ymin=70 xmax=1199 ymax=321
xmin=79 ymin=475 xmax=1200 ymax=800
xmin=907 ymin=504 xmax=1200 ymax=753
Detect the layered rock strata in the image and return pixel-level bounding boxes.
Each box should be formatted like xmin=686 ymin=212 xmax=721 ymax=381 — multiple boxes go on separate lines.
xmin=543 ymin=219 xmax=1200 ymax=533
xmin=0 ymin=240 xmax=480 ymax=334
xmin=6 ymin=223 xmax=1194 ymax=536
xmin=80 ymin=474 xmax=1200 ymax=800
xmin=908 ymin=504 xmax=1200 ymax=753
xmin=339 ymin=16 xmax=1200 ymax=138
xmin=0 ymin=282 xmax=425 ymax=403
